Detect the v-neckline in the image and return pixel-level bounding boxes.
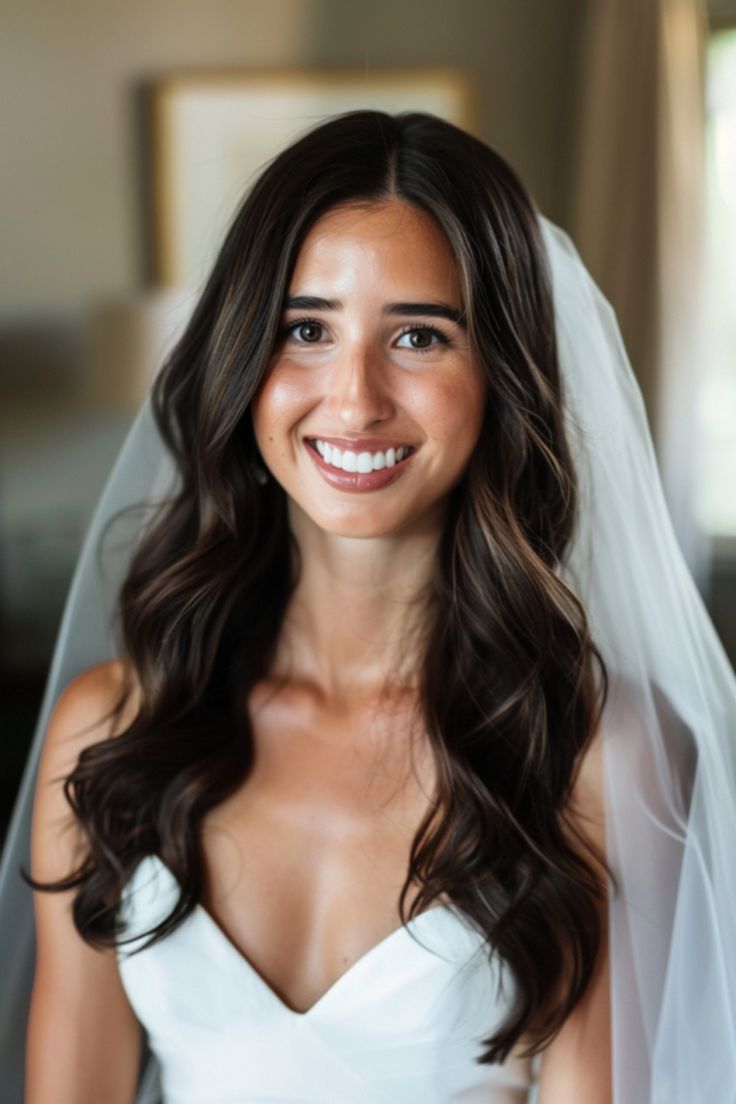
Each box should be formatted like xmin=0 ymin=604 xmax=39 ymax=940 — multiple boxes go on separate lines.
xmin=147 ymin=853 xmax=456 ymax=1019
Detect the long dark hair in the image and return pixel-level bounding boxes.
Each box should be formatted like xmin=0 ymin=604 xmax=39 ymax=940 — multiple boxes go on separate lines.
xmin=27 ymin=109 xmax=610 ymax=1063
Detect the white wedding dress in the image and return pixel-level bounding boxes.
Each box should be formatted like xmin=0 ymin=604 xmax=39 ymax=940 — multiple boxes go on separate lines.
xmin=117 ymin=854 xmax=534 ymax=1103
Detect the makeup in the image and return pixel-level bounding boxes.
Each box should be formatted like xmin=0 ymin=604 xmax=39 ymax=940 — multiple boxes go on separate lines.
xmin=304 ymin=439 xmax=418 ymax=493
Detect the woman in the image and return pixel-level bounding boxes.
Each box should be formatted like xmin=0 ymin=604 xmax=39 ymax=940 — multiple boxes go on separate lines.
xmin=6 ymin=110 xmax=736 ymax=1103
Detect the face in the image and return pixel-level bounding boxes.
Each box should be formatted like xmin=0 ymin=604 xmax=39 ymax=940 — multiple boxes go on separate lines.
xmin=251 ymin=198 xmax=486 ymax=540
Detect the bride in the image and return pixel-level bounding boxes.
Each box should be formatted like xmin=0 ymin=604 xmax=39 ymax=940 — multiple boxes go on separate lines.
xmin=14 ymin=109 xmax=736 ymax=1104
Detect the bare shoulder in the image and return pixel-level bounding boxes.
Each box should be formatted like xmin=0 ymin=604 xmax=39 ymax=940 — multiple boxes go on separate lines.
xmin=567 ymin=723 xmax=606 ymax=851
xmin=565 ymin=671 xmax=656 ymax=858
xmin=27 ymin=659 xmax=146 ymax=1101
xmin=535 ymin=720 xmax=612 ymax=1103
xmin=32 ymin=657 xmax=142 ymax=884
xmin=47 ymin=657 xmax=142 ymax=755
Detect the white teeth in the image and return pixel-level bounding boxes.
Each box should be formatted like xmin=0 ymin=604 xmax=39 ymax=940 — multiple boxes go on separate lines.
xmin=311 ymin=440 xmax=411 ymax=473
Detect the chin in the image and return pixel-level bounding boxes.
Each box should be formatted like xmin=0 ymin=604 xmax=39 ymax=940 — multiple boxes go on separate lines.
xmin=315 ymin=513 xmax=408 ymax=540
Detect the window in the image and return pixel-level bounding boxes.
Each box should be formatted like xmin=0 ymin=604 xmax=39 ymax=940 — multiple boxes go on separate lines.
xmin=697 ymin=29 xmax=736 ymax=540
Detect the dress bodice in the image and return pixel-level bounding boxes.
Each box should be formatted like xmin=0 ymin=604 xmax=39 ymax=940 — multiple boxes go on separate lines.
xmin=116 ymin=854 xmax=533 ymax=1103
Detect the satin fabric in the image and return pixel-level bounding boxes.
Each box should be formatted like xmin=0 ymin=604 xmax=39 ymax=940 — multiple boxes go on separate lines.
xmin=116 ymin=855 xmax=534 ymax=1104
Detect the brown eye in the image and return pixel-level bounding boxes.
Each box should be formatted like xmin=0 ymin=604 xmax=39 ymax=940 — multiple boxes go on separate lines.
xmin=284 ymin=319 xmax=325 ymax=343
xmin=408 ymin=330 xmax=433 ymax=349
xmin=396 ymin=325 xmax=451 ymax=353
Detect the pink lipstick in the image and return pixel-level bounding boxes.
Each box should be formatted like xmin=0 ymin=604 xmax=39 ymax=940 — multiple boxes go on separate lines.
xmin=304 ymin=439 xmax=417 ymax=493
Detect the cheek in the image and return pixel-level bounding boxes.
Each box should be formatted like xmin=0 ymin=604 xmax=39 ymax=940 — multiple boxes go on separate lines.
xmin=251 ymin=370 xmax=313 ymax=440
xmin=412 ymin=375 xmax=486 ymax=445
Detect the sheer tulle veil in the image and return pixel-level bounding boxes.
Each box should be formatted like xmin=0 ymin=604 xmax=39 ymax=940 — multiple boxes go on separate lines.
xmin=1 ymin=208 xmax=734 ymax=1102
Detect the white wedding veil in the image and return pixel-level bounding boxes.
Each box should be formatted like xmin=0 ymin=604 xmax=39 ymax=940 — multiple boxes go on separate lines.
xmin=0 ymin=209 xmax=734 ymax=1103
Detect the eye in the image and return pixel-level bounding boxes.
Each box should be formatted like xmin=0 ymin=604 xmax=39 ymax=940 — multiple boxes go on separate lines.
xmin=396 ymin=324 xmax=451 ymax=354
xmin=279 ymin=318 xmax=452 ymax=353
xmin=281 ymin=317 xmax=325 ymax=344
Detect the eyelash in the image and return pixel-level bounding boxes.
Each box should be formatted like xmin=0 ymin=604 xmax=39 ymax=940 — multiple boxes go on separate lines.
xmin=280 ymin=317 xmax=452 ymax=355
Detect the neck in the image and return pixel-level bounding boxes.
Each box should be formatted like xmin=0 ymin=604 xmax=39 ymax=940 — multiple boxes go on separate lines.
xmin=272 ymin=501 xmax=442 ymax=701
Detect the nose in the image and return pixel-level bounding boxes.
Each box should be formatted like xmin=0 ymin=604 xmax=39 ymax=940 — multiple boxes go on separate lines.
xmin=328 ymin=340 xmax=395 ymax=429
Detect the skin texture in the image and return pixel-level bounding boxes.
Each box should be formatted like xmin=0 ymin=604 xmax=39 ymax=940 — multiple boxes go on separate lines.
xmin=27 ymin=663 xmax=143 ymax=1104
xmin=537 ymin=728 xmax=612 ymax=1102
xmin=251 ymin=198 xmax=487 ymax=698
xmin=27 ymin=198 xmax=611 ymax=1102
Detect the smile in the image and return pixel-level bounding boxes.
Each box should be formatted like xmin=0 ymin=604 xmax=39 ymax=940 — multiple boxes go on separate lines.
xmin=310 ymin=438 xmax=415 ymax=473
xmin=304 ymin=438 xmax=418 ymax=493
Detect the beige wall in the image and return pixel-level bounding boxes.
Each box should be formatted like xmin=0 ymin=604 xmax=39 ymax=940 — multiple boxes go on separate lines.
xmin=1 ymin=0 xmax=587 ymax=319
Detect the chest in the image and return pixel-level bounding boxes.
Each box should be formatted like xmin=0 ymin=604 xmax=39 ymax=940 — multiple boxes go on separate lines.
xmin=195 ymin=679 xmax=443 ymax=1014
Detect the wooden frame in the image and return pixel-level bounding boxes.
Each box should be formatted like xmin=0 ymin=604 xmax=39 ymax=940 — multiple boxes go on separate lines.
xmin=148 ymin=67 xmax=476 ymax=287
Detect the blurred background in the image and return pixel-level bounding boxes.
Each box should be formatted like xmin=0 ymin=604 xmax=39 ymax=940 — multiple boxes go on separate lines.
xmin=2 ymin=0 xmax=735 ymax=847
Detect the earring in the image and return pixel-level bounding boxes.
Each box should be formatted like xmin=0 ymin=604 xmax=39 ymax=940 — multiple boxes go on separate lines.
xmin=249 ymin=460 xmax=269 ymax=486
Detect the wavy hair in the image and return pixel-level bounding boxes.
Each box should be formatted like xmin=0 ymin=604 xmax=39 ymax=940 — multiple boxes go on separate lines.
xmin=26 ymin=109 xmax=610 ymax=1063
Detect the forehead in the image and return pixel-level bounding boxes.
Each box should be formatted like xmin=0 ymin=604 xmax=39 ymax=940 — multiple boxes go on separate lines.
xmin=288 ymin=199 xmax=461 ymax=296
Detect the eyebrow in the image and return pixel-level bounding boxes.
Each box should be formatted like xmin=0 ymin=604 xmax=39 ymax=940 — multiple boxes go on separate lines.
xmin=284 ymin=295 xmax=466 ymax=329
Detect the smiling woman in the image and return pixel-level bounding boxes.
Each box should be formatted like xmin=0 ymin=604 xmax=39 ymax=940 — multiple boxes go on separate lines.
xmin=4 ymin=109 xmax=735 ymax=1104
xmin=252 ymin=200 xmax=486 ymax=547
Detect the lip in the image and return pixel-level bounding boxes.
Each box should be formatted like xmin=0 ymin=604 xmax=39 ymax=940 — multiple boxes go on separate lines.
xmin=304 ymin=438 xmax=417 ymax=493
xmin=304 ymin=435 xmax=417 ymax=452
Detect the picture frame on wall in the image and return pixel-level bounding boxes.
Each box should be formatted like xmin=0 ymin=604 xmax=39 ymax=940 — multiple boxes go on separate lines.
xmin=148 ymin=67 xmax=476 ymax=288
